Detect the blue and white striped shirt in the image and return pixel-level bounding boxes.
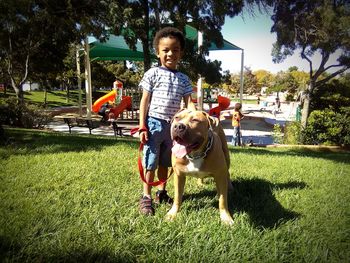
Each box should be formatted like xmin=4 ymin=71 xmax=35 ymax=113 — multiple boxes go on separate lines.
xmin=139 ymin=67 xmax=193 ymax=121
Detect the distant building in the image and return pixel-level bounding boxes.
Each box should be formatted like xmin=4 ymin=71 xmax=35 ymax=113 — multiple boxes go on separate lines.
xmin=260 ymin=87 xmax=268 ymax=96
xmin=22 ymin=82 xmax=40 ymax=91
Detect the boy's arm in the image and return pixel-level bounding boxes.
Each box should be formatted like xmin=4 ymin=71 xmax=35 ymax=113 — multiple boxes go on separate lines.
xmin=139 ymin=89 xmax=151 ymax=143
xmin=240 ymin=112 xmax=244 ymax=119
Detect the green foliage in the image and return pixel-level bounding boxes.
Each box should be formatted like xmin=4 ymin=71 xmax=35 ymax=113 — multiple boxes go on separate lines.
xmin=1 ymin=129 xmax=349 ymax=262
xmin=302 ymin=107 xmax=350 ymax=146
xmin=311 ymin=74 xmax=350 ymax=111
xmin=271 ymin=1 xmax=350 ymax=124
xmin=272 ymin=123 xmax=283 ymax=144
xmin=0 ymin=0 xmax=110 ymax=101
xmin=283 ymin=121 xmax=302 ymax=145
xmin=0 ymin=97 xmax=52 ymax=128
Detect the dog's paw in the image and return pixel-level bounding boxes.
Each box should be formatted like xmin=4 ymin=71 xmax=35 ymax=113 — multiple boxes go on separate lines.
xmin=220 ymin=211 xmax=234 ymax=226
xmin=165 ymin=207 xmax=178 ymax=221
xmin=165 ymin=212 xmax=177 ymax=222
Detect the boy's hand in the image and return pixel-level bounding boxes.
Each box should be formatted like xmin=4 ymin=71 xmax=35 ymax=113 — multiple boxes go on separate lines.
xmin=140 ymin=131 xmax=148 ymax=144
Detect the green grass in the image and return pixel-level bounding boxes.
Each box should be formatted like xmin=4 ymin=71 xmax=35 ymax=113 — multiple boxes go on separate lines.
xmin=1 ymin=89 xmax=258 ymax=108
xmin=1 ymin=128 xmax=350 ymax=262
xmin=0 ymin=90 xmax=109 ymax=108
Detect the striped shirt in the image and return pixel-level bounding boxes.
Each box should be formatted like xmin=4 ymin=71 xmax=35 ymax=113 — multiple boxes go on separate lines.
xmin=139 ymin=67 xmax=193 ymax=121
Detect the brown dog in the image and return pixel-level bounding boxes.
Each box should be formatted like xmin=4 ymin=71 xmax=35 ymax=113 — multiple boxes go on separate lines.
xmin=166 ymin=108 xmax=234 ymax=225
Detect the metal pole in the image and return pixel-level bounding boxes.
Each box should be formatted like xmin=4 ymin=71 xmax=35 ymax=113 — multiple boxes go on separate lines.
xmin=76 ymin=45 xmax=82 ymax=116
xmin=197 ymin=31 xmax=203 ymax=110
xmin=239 ymin=49 xmax=244 ymax=104
xmin=84 ymin=37 xmax=92 ymax=118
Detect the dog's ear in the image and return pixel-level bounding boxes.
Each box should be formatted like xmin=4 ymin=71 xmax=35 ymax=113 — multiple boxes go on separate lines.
xmin=187 ymin=102 xmax=197 ymax=112
xmin=171 ymin=108 xmax=187 ymax=123
xmin=202 ymin=111 xmax=219 ymax=129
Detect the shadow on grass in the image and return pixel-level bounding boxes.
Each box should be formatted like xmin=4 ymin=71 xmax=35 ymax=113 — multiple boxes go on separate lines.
xmin=229 ymin=146 xmax=350 ymax=164
xmin=183 ymin=178 xmax=306 ymax=229
xmin=1 ymin=128 xmax=139 ymax=158
xmin=0 ymin=236 xmax=135 ymax=263
xmin=230 ymin=178 xmax=305 ymax=229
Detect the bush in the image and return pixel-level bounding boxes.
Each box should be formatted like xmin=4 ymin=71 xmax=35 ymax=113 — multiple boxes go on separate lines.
xmin=301 ymin=107 xmax=350 ymax=146
xmin=0 ymin=98 xmax=52 ymax=129
xmin=283 ymin=121 xmax=302 ymax=145
xmin=272 ymin=124 xmax=283 ymax=144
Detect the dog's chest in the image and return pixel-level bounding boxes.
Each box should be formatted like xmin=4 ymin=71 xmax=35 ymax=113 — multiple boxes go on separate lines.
xmin=186 ymin=158 xmax=207 ymax=178
xmin=186 ymin=158 xmax=204 ymax=172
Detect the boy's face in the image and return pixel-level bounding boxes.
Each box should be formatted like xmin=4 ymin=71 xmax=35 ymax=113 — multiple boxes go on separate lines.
xmin=157 ymin=36 xmax=183 ymax=70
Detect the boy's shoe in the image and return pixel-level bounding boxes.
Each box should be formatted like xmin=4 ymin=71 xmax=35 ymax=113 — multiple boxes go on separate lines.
xmin=139 ymin=196 xmax=154 ymax=216
xmin=155 ymin=190 xmax=173 ymax=205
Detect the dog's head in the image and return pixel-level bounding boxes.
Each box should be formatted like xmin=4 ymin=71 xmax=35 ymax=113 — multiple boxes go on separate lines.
xmin=171 ymin=109 xmax=218 ymax=155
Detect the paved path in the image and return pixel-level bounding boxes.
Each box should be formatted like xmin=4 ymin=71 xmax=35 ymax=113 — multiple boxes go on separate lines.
xmin=46 ymin=102 xmax=296 ymax=146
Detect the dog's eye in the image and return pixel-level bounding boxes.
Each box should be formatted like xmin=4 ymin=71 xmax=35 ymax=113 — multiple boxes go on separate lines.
xmin=191 ymin=118 xmax=200 ymax=123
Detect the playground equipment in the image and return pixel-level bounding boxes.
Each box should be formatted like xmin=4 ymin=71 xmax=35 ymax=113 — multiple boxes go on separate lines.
xmin=208 ymin=95 xmax=231 ymax=117
xmin=92 ymin=80 xmax=132 ymax=118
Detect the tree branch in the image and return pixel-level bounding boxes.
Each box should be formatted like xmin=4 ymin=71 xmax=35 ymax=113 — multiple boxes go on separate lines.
xmin=313 ymin=51 xmax=330 ymax=80
xmin=315 ymin=66 xmax=350 ymax=87
xmin=301 ymin=46 xmax=313 ymax=78
xmin=324 ymin=63 xmax=344 ymax=71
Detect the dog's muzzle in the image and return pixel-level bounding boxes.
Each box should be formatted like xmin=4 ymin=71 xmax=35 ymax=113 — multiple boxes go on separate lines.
xmin=173 ymin=123 xmax=186 ymax=136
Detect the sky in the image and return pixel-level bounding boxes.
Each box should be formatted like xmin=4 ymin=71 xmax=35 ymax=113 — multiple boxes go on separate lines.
xmin=207 ymin=12 xmax=327 ymax=74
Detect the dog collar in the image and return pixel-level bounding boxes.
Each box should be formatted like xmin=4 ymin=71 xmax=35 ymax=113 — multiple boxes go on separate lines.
xmin=186 ymin=129 xmax=214 ymax=160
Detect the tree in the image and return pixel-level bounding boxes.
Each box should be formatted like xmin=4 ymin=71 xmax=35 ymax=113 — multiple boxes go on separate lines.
xmin=254 ymin=69 xmax=274 ymax=92
xmin=106 ymin=0 xmax=252 ymax=83
xmin=0 ymin=0 xmax=109 ymax=104
xmin=243 ymin=67 xmax=259 ymax=94
xmin=270 ymin=0 xmax=350 ymax=127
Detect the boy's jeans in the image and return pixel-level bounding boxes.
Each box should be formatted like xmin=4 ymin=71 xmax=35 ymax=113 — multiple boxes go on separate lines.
xmin=231 ymin=126 xmax=241 ymax=146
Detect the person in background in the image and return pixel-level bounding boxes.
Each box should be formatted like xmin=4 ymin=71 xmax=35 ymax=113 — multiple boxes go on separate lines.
xmin=138 ymin=27 xmax=194 ymax=216
xmin=98 ymin=102 xmax=112 ymax=122
xmin=231 ymin=102 xmax=244 ymax=146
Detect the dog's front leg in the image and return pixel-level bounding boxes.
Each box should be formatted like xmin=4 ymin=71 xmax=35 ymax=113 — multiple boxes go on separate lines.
xmin=215 ymin=176 xmax=234 ymax=225
xmin=165 ymin=174 xmax=186 ymax=221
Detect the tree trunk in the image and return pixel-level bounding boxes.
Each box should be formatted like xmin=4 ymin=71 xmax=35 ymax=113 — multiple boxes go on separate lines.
xmin=43 ymin=81 xmax=48 ymax=108
xmin=142 ymin=0 xmax=151 ymax=71
xmin=301 ymin=82 xmax=314 ymax=128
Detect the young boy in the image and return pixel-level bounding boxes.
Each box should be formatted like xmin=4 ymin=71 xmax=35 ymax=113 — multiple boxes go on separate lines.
xmin=231 ymin=103 xmax=244 ymax=146
xmin=138 ymin=27 xmax=194 ymax=215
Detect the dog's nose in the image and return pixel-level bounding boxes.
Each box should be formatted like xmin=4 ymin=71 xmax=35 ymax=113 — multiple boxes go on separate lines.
xmin=174 ymin=123 xmax=186 ymax=133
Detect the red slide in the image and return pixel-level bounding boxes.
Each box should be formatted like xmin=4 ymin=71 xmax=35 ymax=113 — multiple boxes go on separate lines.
xmin=92 ymin=90 xmax=132 ymax=117
xmin=208 ymin=95 xmax=231 ymax=117
xmin=109 ymin=96 xmax=132 ymax=117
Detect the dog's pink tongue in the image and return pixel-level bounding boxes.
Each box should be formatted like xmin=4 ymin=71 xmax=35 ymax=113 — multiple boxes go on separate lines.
xmin=172 ymin=142 xmax=188 ymax=158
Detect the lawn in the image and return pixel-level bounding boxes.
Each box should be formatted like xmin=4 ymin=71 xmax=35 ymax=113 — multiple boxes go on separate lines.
xmin=1 ymin=128 xmax=349 ymax=262
xmin=0 ymin=90 xmax=109 ymax=108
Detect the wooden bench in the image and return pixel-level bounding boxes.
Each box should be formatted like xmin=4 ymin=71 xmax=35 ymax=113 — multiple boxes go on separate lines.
xmin=54 ymin=114 xmax=137 ymax=137
xmin=62 ymin=116 xmax=101 ymax=134
xmin=108 ymin=119 xmax=138 ymax=137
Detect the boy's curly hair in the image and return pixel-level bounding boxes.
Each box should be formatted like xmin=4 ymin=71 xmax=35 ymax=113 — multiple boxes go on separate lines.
xmin=153 ymin=27 xmax=185 ymax=53
xmin=234 ymin=103 xmax=242 ymax=111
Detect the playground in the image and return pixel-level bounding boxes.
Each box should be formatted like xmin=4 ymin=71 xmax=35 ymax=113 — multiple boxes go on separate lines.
xmin=49 ymin=83 xmax=299 ymax=146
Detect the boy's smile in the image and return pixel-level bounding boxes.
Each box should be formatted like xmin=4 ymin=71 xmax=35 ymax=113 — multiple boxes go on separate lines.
xmin=157 ymin=37 xmax=183 ymax=70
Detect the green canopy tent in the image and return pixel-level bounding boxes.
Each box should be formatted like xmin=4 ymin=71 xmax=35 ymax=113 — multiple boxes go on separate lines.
xmin=184 ymin=25 xmax=243 ymax=109
xmin=83 ymin=25 xmax=243 ymax=116
xmin=82 ymin=35 xmax=147 ymax=116
xmin=88 ymin=34 xmax=147 ymax=61
xmin=185 ymin=25 xmax=242 ymax=51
